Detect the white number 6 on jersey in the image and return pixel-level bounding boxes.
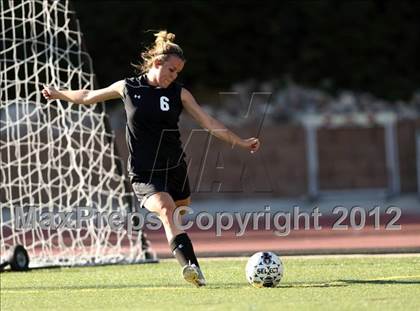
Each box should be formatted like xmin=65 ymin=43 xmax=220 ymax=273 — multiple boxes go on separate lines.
xmin=160 ymin=96 xmax=170 ymax=111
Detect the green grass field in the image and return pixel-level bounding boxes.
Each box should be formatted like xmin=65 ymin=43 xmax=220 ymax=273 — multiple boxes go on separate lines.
xmin=1 ymin=254 xmax=420 ymax=310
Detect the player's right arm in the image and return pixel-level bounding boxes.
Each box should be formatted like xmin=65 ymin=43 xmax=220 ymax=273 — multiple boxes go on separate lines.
xmin=41 ymin=80 xmax=125 ymax=105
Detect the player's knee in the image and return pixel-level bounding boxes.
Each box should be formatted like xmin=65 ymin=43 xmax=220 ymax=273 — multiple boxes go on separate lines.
xmin=156 ymin=202 xmax=177 ymax=225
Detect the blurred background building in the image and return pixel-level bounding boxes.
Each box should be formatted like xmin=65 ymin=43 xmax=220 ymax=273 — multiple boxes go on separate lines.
xmin=70 ymin=1 xmax=420 ymax=201
xmin=72 ymin=2 xmax=420 ymax=257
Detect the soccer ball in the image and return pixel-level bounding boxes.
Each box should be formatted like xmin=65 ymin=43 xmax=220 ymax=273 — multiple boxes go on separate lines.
xmin=245 ymin=251 xmax=283 ymax=288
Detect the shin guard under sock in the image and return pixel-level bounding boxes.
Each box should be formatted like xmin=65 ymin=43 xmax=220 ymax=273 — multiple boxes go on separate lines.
xmin=169 ymin=233 xmax=199 ymax=267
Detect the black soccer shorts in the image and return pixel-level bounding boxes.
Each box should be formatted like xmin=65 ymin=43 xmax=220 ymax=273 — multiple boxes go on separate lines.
xmin=131 ymin=161 xmax=191 ymax=208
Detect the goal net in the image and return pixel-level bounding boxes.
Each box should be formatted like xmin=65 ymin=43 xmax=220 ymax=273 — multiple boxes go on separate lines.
xmin=1 ymin=0 xmax=154 ymax=268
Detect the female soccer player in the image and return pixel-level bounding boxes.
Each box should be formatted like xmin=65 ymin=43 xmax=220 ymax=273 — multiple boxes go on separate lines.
xmin=41 ymin=30 xmax=260 ymax=287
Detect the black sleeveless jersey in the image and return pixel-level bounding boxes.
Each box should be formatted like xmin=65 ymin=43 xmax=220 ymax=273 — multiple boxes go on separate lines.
xmin=123 ymin=75 xmax=185 ymax=176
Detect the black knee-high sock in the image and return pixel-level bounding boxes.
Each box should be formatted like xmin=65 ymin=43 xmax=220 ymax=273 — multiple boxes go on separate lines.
xmin=169 ymin=233 xmax=199 ymax=268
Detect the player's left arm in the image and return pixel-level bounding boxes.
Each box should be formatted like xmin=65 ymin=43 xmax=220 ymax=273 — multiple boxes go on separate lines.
xmin=181 ymin=88 xmax=260 ymax=153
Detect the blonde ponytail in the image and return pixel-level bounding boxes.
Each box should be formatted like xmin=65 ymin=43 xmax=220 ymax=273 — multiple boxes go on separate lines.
xmin=132 ymin=30 xmax=185 ymax=74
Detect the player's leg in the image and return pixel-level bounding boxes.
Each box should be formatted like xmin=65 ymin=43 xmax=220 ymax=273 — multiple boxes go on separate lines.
xmin=144 ymin=192 xmax=205 ymax=286
xmin=174 ymin=197 xmax=206 ymax=286
xmin=164 ymin=162 xmax=202 ymax=267
xmin=144 ymin=192 xmax=200 ymax=267
xmin=131 ymin=180 xmax=191 ymax=260
xmin=143 ymin=192 xmax=184 ymax=242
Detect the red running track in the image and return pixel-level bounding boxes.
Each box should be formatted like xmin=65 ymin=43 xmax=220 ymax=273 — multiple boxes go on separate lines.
xmin=145 ymin=222 xmax=420 ymax=258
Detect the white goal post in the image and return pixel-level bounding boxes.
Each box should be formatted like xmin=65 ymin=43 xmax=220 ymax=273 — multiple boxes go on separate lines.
xmin=1 ymin=0 xmax=154 ymax=269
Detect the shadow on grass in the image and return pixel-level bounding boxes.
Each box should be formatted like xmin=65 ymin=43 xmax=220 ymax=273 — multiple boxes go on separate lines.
xmin=212 ymin=278 xmax=420 ymax=289
xmin=207 ymin=283 xmax=249 ymax=289
xmin=280 ymin=278 xmax=420 ymax=288
xmin=209 ymin=281 xmax=348 ymax=289
xmin=339 ymin=279 xmax=420 ymax=285
xmin=279 ymin=281 xmax=348 ymax=288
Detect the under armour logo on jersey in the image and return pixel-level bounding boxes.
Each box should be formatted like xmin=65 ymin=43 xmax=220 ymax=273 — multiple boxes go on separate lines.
xmin=134 ymin=94 xmax=141 ymax=99
xmin=178 ymin=244 xmax=184 ymax=249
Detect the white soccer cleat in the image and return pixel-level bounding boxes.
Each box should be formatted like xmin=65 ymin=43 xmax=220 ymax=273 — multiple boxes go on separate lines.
xmin=182 ymin=264 xmax=206 ymax=287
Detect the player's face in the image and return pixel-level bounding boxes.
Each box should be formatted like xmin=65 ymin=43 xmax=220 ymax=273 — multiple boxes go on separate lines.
xmin=156 ymin=55 xmax=184 ymax=88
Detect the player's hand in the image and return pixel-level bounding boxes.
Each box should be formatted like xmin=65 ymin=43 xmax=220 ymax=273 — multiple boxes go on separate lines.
xmin=240 ymin=137 xmax=260 ymax=154
xmin=41 ymin=84 xmax=59 ymax=101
